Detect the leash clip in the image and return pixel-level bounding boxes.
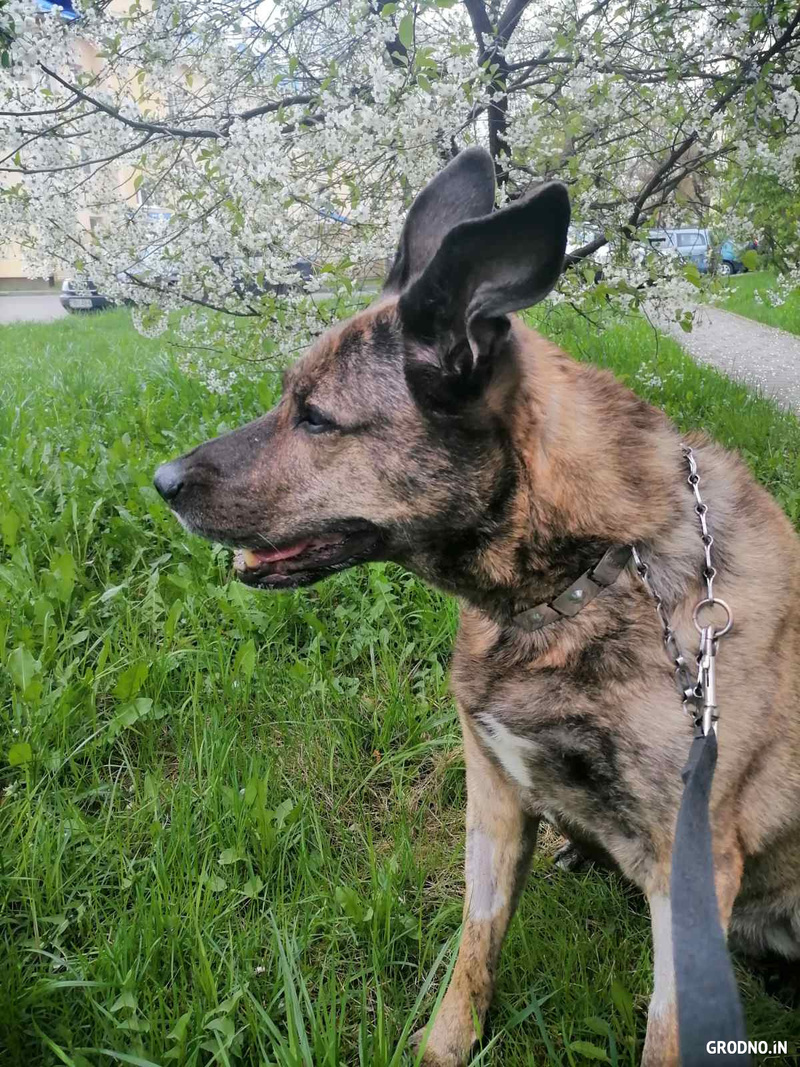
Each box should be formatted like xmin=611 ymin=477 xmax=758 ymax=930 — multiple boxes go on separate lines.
xmin=697 ymin=625 xmax=718 ymax=738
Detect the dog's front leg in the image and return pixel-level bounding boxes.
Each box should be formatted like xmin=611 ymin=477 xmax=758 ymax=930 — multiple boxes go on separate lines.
xmin=643 ymin=886 xmax=679 ymax=1067
xmin=642 ymin=840 xmax=744 ymax=1067
xmin=414 ymin=714 xmax=538 ymax=1067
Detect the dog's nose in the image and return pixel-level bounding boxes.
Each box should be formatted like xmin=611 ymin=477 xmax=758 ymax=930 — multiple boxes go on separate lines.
xmin=154 ymin=460 xmax=185 ymax=503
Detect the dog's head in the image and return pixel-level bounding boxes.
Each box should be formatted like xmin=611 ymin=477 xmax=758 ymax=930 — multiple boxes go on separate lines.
xmin=154 ymin=148 xmax=569 ymax=592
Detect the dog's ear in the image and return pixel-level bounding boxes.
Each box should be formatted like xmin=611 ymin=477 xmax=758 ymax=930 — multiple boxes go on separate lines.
xmin=399 ymin=182 xmax=570 ymax=380
xmin=383 ymin=147 xmax=496 ymax=294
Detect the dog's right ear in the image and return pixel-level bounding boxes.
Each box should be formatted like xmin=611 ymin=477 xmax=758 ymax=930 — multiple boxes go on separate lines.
xmin=383 ymin=147 xmax=496 ymax=294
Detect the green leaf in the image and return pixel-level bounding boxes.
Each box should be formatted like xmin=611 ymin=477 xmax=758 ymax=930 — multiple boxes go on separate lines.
xmin=219 ymin=847 xmax=246 ymax=865
xmin=51 ymin=551 xmax=76 ymax=601
xmin=335 ymin=884 xmax=372 ymax=923
xmin=114 ymin=661 xmax=149 ymax=700
xmin=243 ymin=776 xmax=261 ymax=807
xmin=397 ymin=12 xmax=413 ymax=48
xmin=213 ymin=989 xmax=244 ymax=1017
xmin=379 ymin=2 xmax=397 ymax=14
xmin=584 ymin=1016 xmax=613 ymax=1038
xmin=65 ymin=629 xmax=91 ymax=648
xmin=206 ymin=1015 xmax=235 ymax=1040
xmin=741 ymin=249 xmax=758 ymax=271
xmin=683 ymin=262 xmax=702 ymax=288
xmin=233 ymin=639 xmax=256 ymax=681
xmin=202 ymin=873 xmax=226 ymax=892
xmin=568 ymin=1040 xmax=612 ymax=1062
xmin=610 ymin=979 xmax=633 ymax=1024
xmin=110 ymin=697 xmax=156 ymax=736
xmin=1 ymin=509 xmax=20 ymax=547
xmin=111 ymin=990 xmax=138 ymax=1012
xmin=100 ymin=582 xmax=128 ymax=602
xmin=8 ymin=742 xmax=32 ymax=766
xmin=167 ymin=1011 xmax=192 ymax=1043
xmin=164 ymin=599 xmax=183 ymax=640
xmin=7 ymin=646 xmax=41 ymax=691
xmin=242 ymin=875 xmax=264 ymax=898
xmin=274 ymin=797 xmax=298 ymax=829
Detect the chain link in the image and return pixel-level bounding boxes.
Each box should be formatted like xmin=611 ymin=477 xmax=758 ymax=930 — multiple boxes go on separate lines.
xmin=633 ymin=444 xmax=733 ymax=734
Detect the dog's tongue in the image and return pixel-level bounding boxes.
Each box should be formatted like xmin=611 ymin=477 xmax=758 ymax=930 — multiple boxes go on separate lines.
xmin=242 ymin=542 xmax=312 ymax=566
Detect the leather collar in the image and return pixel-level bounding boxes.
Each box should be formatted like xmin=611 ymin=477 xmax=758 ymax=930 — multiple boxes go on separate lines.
xmin=513 ymin=545 xmax=633 ymax=632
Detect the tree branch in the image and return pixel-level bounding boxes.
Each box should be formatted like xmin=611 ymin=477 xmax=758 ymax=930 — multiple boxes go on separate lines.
xmin=38 ymin=64 xmax=318 ymax=141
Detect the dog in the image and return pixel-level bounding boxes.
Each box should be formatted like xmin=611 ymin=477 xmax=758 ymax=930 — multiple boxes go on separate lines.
xmin=154 ymin=148 xmax=800 ymax=1066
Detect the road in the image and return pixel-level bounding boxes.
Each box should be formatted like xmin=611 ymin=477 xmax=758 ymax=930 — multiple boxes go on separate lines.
xmin=0 ymin=293 xmax=66 ymax=324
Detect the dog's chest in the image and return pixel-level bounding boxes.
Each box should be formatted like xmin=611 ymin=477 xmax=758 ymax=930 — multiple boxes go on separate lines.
xmin=451 ymin=632 xmax=680 ymax=847
xmin=469 ymin=700 xmax=640 ymax=830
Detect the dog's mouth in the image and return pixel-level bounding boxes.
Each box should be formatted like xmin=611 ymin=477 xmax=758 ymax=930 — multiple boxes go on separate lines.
xmin=232 ymin=523 xmax=385 ymax=589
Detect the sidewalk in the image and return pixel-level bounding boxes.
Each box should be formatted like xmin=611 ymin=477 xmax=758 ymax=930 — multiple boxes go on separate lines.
xmin=650 ymin=303 xmax=800 ymax=413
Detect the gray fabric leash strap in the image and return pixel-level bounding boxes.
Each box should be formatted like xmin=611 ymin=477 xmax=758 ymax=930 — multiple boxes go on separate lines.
xmin=671 ymin=730 xmax=749 ymax=1066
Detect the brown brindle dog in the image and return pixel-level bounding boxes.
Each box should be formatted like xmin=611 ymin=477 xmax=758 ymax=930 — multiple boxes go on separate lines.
xmin=154 ymin=149 xmax=800 ymax=1066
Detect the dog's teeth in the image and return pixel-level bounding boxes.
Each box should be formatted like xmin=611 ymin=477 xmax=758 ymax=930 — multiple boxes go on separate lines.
xmin=243 ymin=549 xmax=261 ymax=568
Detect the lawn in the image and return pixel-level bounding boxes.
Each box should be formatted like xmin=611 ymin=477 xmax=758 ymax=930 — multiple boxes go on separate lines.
xmin=715 ymin=270 xmax=800 ymax=336
xmin=1 ymin=307 xmax=799 ymax=1067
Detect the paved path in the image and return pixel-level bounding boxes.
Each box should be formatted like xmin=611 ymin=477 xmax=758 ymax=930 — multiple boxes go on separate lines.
xmin=652 ymin=304 xmax=800 ymax=413
xmin=0 ymin=293 xmax=66 ymax=324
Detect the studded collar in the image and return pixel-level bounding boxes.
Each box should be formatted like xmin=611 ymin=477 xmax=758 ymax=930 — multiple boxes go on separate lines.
xmin=512 ymin=545 xmax=633 ymax=633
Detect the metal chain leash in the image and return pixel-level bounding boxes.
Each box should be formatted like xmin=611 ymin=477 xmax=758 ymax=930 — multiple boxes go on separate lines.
xmin=632 ymin=444 xmax=733 ymax=737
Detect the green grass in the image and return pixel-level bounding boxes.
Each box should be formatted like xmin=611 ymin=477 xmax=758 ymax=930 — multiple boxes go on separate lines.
xmin=1 ymin=307 xmax=799 ymax=1067
xmin=715 ymin=270 xmax=800 ymax=336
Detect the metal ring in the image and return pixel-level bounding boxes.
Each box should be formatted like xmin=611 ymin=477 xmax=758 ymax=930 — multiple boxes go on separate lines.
xmin=693 ymin=597 xmax=733 ymax=637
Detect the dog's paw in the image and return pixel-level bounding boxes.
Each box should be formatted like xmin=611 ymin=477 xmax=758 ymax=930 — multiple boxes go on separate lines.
xmin=409 ymin=1027 xmax=468 ymax=1066
xmin=552 ymin=840 xmax=591 ymax=871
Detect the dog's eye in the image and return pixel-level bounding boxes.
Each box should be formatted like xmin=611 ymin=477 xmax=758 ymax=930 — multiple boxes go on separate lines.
xmin=297 ymin=405 xmax=336 ymax=435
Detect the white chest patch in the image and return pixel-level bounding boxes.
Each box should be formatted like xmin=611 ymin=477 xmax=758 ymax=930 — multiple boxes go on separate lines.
xmin=473 ymin=714 xmax=538 ymax=791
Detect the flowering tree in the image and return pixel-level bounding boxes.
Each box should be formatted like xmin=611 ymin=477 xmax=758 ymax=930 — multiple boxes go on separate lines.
xmin=2 ymin=0 xmax=799 ymax=371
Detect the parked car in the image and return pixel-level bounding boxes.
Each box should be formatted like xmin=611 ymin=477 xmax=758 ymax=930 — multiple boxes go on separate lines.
xmin=642 ymin=228 xmax=749 ymax=275
xmin=716 ymin=239 xmax=751 ymax=276
xmin=60 ymin=247 xmax=180 ymax=312
xmin=120 ymin=245 xmax=180 ymax=289
xmin=645 ymin=227 xmax=710 ymax=270
xmin=60 ymin=278 xmax=113 ymax=313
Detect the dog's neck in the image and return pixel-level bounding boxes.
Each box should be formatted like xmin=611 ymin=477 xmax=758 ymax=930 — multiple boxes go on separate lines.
xmin=426 ymin=324 xmax=691 ymax=624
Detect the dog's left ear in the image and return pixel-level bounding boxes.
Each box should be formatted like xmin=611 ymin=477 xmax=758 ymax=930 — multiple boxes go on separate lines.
xmin=383 ymin=147 xmax=496 ymax=294
xmin=399 ymin=181 xmax=570 ymax=373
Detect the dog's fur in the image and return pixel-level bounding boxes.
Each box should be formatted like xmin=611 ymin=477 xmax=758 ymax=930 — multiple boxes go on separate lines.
xmin=155 ymin=149 xmax=800 ymax=1066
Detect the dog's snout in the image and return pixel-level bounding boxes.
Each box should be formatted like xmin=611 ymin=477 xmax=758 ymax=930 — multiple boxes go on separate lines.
xmin=154 ymin=460 xmax=186 ymax=503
